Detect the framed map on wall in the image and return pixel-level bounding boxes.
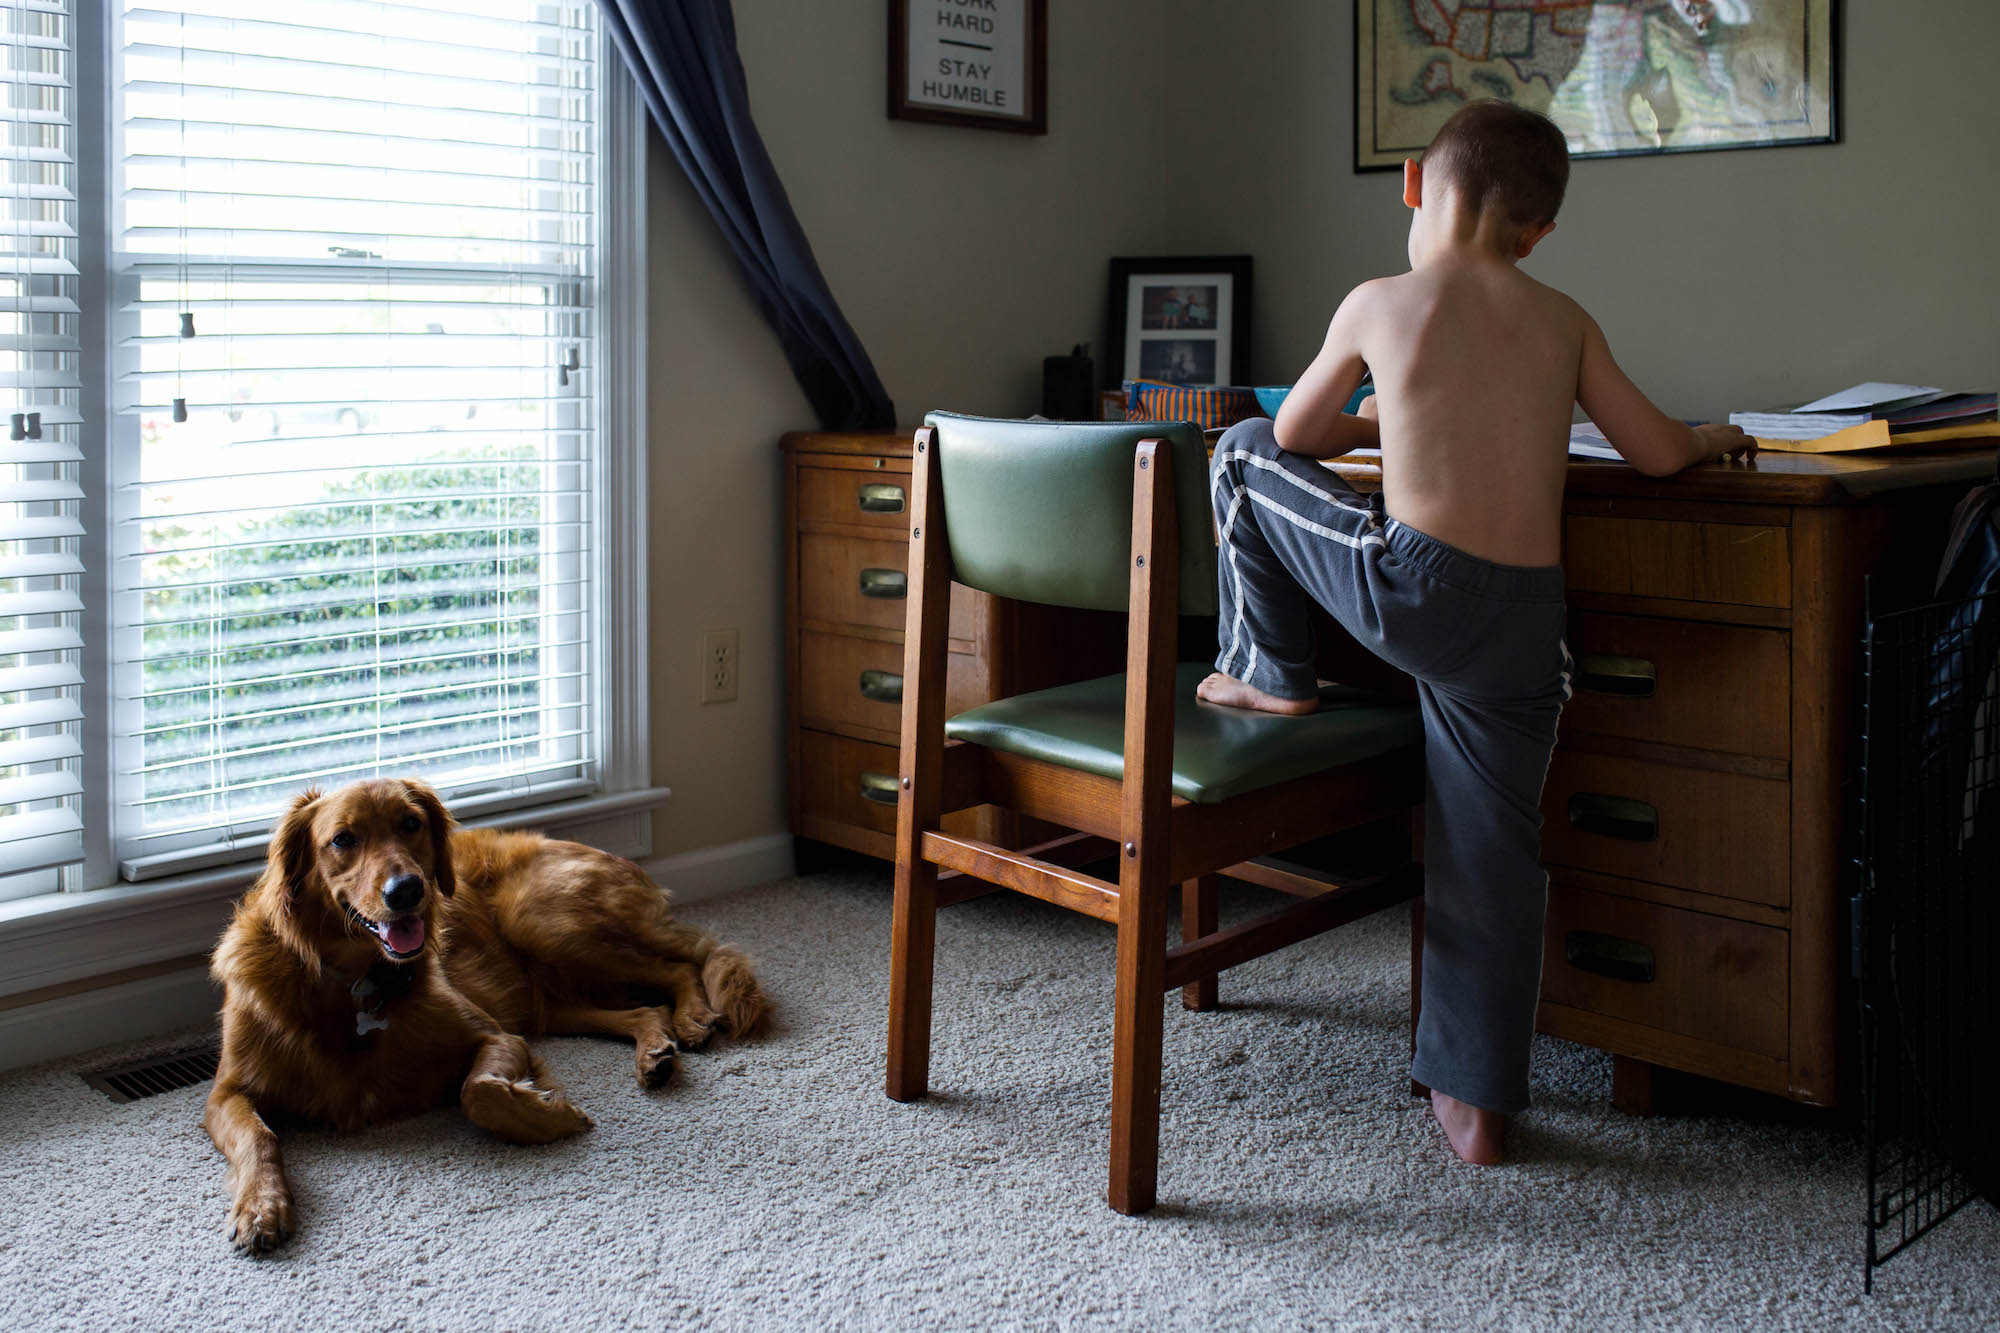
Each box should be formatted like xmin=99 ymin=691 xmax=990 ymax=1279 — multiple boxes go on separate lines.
xmin=1356 ymin=1 xmax=1837 ymax=170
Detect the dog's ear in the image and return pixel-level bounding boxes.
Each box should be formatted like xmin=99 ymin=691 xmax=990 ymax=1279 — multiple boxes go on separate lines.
xmin=261 ymin=788 xmax=325 ymax=978
xmin=269 ymin=788 xmax=321 ymax=906
xmin=402 ymin=779 xmax=457 ymax=899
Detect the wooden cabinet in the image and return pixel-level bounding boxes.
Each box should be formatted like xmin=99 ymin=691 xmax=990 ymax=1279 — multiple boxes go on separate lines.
xmin=783 ymin=432 xmax=1120 ymax=861
xmin=784 ymin=426 xmax=1994 ymax=1108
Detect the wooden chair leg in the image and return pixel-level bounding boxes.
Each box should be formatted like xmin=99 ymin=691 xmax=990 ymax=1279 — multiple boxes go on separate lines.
xmin=887 ymin=852 xmax=938 ymax=1102
xmin=887 ymin=425 xmax=950 ymax=1104
xmin=1109 ymin=437 xmax=1177 ymax=1216
xmin=1109 ymin=856 xmax=1169 ymax=1214
xmin=1180 ymin=876 xmax=1219 ymax=1012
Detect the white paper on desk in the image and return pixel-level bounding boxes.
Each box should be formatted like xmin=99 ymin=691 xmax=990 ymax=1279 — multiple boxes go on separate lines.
xmin=1727 ymin=410 xmax=1867 ymax=440
xmin=1792 ymin=382 xmax=1942 ymax=413
xmin=1567 ymin=422 xmax=1626 ymax=463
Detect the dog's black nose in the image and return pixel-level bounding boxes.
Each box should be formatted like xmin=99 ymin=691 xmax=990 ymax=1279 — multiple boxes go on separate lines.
xmin=381 ymin=875 xmax=424 ymax=914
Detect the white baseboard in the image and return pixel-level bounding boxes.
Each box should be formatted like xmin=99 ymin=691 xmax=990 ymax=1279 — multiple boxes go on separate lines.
xmin=0 ymin=966 xmax=218 ymax=1074
xmin=644 ymin=832 xmax=795 ymax=905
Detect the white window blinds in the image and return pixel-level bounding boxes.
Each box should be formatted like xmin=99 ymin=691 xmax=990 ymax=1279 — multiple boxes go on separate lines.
xmin=0 ymin=0 xmax=83 ymax=898
xmin=112 ymin=0 xmax=599 ymax=878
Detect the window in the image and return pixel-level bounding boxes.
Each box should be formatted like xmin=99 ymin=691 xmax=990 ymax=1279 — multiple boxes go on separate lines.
xmin=0 ymin=0 xmax=83 ymax=901
xmin=0 ymin=0 xmax=645 ymax=902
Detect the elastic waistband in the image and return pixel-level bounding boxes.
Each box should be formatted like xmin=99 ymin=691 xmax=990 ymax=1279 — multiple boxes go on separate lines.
xmin=1382 ymin=515 xmax=1565 ymax=603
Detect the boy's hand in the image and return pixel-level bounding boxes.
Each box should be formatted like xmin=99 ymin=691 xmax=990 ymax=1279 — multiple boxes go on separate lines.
xmin=1694 ymin=422 xmax=1757 ymax=463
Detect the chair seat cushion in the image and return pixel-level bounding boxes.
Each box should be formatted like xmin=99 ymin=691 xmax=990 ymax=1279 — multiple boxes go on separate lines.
xmin=944 ymin=662 xmax=1422 ymax=805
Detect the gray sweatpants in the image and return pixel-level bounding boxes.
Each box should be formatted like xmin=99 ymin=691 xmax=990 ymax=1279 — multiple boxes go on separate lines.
xmin=1211 ymin=417 xmax=1570 ymax=1113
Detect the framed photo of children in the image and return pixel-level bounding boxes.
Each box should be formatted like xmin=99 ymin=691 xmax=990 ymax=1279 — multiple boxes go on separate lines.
xmin=1354 ymin=0 xmax=1837 ymax=170
xmin=1104 ymin=256 xmax=1253 ymax=389
xmin=889 ymin=0 xmax=1048 ymax=134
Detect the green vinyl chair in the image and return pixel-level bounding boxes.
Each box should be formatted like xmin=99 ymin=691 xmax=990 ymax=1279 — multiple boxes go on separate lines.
xmin=886 ymin=411 xmax=1426 ymax=1214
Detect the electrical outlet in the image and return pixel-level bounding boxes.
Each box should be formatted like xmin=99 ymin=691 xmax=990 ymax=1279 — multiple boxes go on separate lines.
xmin=701 ymin=628 xmax=739 ymax=704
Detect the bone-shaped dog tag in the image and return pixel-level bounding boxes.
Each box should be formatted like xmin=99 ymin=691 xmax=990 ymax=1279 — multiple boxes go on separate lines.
xmin=356 ymin=1011 xmax=389 ymax=1036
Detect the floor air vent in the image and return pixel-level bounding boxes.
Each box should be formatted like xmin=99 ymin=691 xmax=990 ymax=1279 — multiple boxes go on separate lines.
xmin=81 ymin=1043 xmax=220 ymax=1103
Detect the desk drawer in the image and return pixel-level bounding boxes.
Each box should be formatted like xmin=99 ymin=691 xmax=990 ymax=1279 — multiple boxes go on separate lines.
xmin=799 ymin=730 xmax=987 ymax=842
xmin=1543 ymin=882 xmax=1789 ymax=1059
xmin=800 ymin=533 xmax=979 ymax=640
xmin=1566 ymin=516 xmax=1790 ymax=608
xmin=799 ymin=629 xmax=984 ymax=739
xmin=801 ymin=631 xmax=904 ymax=737
xmin=799 ymin=465 xmax=911 ymax=533
xmin=1563 ymin=614 xmax=1790 ymax=759
xmin=801 ymin=533 xmax=912 ymax=633
xmin=799 ymin=730 xmax=904 ymax=838
xmin=1541 ymin=751 xmax=1789 ymax=908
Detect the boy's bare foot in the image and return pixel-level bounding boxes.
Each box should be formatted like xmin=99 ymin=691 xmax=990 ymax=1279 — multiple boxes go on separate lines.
xmin=1430 ymin=1089 xmax=1505 ymax=1165
xmin=1195 ymin=671 xmax=1318 ymax=716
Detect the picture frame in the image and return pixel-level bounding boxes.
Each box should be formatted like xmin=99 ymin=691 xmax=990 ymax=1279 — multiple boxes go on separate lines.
xmin=1104 ymin=255 xmax=1253 ymax=390
xmin=888 ymin=0 xmax=1047 ymax=135
xmin=1354 ymin=0 xmax=1838 ymax=171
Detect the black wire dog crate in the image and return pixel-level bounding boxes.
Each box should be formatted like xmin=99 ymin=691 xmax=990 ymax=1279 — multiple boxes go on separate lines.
xmin=1856 ymin=586 xmax=1999 ymax=1289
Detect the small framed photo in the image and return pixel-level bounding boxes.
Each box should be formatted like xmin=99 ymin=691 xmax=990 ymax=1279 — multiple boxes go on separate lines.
xmin=1105 ymin=256 xmax=1253 ymax=388
xmin=889 ymin=0 xmax=1047 ymax=135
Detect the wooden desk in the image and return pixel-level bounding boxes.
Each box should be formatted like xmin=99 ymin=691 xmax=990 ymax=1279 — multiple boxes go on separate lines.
xmin=782 ymin=427 xmax=1996 ymax=1108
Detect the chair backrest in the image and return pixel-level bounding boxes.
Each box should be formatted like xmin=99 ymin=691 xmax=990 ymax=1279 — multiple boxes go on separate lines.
xmin=924 ymin=412 xmax=1218 ymax=616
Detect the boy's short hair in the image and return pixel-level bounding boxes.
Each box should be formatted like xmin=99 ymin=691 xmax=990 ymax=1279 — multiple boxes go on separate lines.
xmin=1420 ymin=100 xmax=1571 ymax=227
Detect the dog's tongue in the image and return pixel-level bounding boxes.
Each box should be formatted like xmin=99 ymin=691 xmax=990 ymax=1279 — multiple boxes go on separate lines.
xmin=381 ymin=916 xmax=426 ymax=955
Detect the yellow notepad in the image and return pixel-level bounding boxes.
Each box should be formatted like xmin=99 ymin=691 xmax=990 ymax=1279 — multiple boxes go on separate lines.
xmin=1754 ymin=421 xmax=1999 ymax=454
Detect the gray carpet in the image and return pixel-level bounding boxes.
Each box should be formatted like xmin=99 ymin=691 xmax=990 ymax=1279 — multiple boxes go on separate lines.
xmin=1 ymin=869 xmax=1993 ymax=1331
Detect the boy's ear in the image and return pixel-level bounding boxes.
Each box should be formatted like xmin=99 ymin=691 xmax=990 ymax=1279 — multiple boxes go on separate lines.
xmin=1515 ymin=219 xmax=1558 ymax=259
xmin=1402 ymin=159 xmax=1423 ymax=209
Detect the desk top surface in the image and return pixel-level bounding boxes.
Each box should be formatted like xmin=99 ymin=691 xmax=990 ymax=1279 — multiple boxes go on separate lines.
xmin=781 ymin=428 xmax=1998 ymax=507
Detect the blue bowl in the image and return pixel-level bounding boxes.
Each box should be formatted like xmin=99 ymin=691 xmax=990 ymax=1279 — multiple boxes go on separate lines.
xmin=1254 ymin=385 xmax=1291 ymax=417
xmin=1255 ymin=383 xmax=1377 ymax=417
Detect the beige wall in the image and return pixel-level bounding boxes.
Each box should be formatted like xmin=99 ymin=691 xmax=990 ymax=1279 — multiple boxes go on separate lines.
xmin=646 ymin=0 xmax=1999 ymax=864
xmin=1159 ymin=0 xmax=2000 ymax=421
xmin=643 ymin=1 xmax=1171 ymax=858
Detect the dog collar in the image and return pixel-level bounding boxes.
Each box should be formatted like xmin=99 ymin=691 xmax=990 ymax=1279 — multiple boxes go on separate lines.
xmin=350 ymin=958 xmax=419 ymax=1036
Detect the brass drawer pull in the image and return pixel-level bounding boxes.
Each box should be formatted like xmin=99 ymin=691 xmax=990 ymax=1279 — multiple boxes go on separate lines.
xmin=858 ymin=771 xmax=899 ymax=805
xmin=859 ymin=568 xmax=906 ymax=600
xmin=859 ymin=669 xmax=903 ymax=703
xmin=858 ymin=483 xmax=906 ymax=514
xmin=1575 ymin=653 xmax=1656 ymax=698
xmin=1567 ymin=792 xmax=1658 ymax=841
xmin=1565 ymin=930 xmax=1655 ymax=984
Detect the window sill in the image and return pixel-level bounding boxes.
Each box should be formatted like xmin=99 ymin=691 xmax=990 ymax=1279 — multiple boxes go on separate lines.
xmin=0 ymin=786 xmax=669 ymax=1002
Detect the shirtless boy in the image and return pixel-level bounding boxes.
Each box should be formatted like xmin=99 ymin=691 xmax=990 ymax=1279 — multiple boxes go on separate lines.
xmin=1197 ymin=100 xmax=1753 ymax=1165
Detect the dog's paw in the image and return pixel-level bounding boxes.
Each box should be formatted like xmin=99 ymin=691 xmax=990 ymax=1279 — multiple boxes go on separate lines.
xmin=226 ymin=1183 xmax=295 ymax=1255
xmin=463 ymin=1074 xmax=594 ymax=1145
xmin=669 ymin=1008 xmax=718 ymax=1052
xmin=636 ymin=1040 xmax=680 ymax=1090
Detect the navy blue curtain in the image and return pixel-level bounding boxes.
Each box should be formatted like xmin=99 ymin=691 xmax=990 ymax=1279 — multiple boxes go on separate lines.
xmin=601 ymin=0 xmax=896 ymax=430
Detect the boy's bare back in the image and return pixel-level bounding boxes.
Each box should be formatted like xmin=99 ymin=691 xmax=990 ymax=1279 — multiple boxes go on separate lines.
xmin=1341 ymin=260 xmax=1584 ymax=567
xmin=1270 ymin=101 xmax=1751 ymax=570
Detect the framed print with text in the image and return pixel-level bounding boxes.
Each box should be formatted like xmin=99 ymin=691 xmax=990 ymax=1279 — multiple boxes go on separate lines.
xmin=889 ymin=0 xmax=1047 ymax=134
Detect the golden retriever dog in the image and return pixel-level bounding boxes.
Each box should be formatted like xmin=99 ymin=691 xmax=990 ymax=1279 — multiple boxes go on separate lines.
xmin=203 ymin=778 xmax=769 ymax=1254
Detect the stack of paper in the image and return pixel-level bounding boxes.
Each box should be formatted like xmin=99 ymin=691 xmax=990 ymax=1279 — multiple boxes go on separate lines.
xmin=1729 ymin=383 xmax=1997 ymax=453
xmin=1566 ymin=421 xmax=1624 ymax=463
